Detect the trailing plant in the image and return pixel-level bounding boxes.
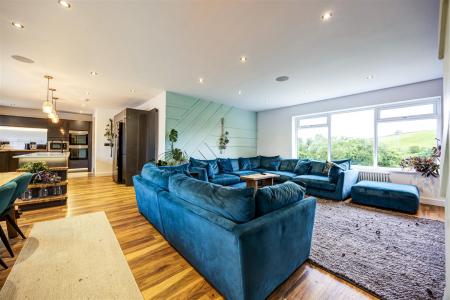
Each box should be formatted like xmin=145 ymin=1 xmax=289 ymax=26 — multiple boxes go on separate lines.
xmin=104 ymin=118 xmax=116 ymax=157
xmin=218 ymin=118 xmax=229 ymax=154
xmin=22 ymin=161 xmax=60 ymax=183
xmin=400 ymin=140 xmax=441 ymax=177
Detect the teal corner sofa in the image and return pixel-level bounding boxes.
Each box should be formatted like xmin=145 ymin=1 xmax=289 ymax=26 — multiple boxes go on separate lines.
xmin=133 ymin=163 xmax=317 ymax=300
xmin=189 ymin=156 xmax=359 ymax=201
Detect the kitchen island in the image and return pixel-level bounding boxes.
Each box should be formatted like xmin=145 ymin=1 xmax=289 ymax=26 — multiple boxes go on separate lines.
xmin=13 ymin=152 xmax=69 ymax=210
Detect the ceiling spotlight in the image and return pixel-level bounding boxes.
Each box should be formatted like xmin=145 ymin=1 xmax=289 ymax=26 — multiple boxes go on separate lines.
xmin=58 ymin=0 xmax=71 ymax=8
xmin=90 ymin=71 xmax=98 ymax=76
xmin=366 ymin=75 xmax=374 ymax=80
xmin=11 ymin=22 xmax=24 ymax=29
xmin=275 ymin=76 xmax=289 ymax=82
xmin=130 ymin=89 xmax=135 ymax=93
xmin=198 ymin=77 xmax=204 ymax=84
xmin=86 ymin=91 xmax=90 ymax=95
xmin=85 ymin=98 xmax=90 ymax=102
xmin=238 ymin=90 xmax=242 ymax=95
xmin=240 ymin=56 xmax=247 ymax=63
xmin=321 ymin=11 xmax=333 ymax=21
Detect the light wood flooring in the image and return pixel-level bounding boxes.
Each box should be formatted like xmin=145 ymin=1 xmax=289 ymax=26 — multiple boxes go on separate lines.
xmin=0 ymin=176 xmax=444 ymax=299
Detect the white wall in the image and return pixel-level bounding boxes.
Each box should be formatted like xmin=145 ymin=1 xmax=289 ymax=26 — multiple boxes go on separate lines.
xmin=257 ymin=79 xmax=444 ymax=204
xmin=93 ymin=108 xmax=122 ymax=176
xmin=257 ymin=79 xmax=443 ymax=157
xmin=134 ymin=91 xmax=166 ymax=157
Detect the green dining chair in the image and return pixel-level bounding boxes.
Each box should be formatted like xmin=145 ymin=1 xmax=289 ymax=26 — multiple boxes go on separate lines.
xmin=2 ymin=173 xmax=33 ymax=241
xmin=0 ymin=181 xmax=17 ymax=268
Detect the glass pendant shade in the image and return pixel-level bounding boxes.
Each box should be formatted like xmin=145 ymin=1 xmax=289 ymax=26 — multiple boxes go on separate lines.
xmin=51 ymin=115 xmax=59 ymax=124
xmin=48 ymin=109 xmax=57 ymax=119
xmin=42 ymin=101 xmax=53 ymax=113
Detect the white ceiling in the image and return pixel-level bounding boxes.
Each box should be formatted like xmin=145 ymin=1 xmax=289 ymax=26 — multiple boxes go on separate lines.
xmin=0 ymin=0 xmax=442 ymax=113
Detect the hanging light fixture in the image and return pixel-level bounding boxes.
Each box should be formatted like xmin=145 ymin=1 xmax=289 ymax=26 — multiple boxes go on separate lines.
xmin=42 ymin=75 xmax=54 ymax=113
xmin=48 ymin=89 xmax=59 ymax=123
xmin=51 ymin=97 xmax=59 ymax=124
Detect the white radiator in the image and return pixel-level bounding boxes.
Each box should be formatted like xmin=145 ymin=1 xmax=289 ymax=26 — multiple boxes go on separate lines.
xmin=357 ymin=170 xmax=390 ymax=182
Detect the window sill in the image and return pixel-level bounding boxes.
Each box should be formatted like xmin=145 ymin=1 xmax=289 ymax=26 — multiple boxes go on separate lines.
xmin=352 ymin=166 xmax=417 ymax=174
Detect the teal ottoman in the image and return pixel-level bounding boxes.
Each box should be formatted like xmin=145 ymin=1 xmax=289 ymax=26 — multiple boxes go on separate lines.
xmin=351 ymin=181 xmax=420 ymax=214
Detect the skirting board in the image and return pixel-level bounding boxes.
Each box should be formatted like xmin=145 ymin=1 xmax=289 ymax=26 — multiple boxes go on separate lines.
xmin=94 ymin=171 xmax=113 ymax=176
xmin=420 ymin=197 xmax=445 ymax=207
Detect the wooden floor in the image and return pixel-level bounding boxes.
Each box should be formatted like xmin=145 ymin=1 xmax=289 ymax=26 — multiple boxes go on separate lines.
xmin=0 ymin=176 xmax=444 ymax=299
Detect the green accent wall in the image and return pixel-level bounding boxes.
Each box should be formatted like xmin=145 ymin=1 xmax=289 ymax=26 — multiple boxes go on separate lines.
xmin=166 ymin=91 xmax=257 ymax=159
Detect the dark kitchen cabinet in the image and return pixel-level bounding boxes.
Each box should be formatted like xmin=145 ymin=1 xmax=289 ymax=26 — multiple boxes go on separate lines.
xmin=47 ymin=119 xmax=69 ymax=141
xmin=113 ymin=108 xmax=158 ymax=186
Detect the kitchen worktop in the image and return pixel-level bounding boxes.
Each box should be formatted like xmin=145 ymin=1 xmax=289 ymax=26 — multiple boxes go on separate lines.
xmin=0 ymin=149 xmax=47 ymax=152
xmin=13 ymin=151 xmax=70 ymax=159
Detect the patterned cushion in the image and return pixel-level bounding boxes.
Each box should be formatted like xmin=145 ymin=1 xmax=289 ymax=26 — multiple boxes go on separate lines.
xmin=239 ymin=157 xmax=252 ymax=170
xmin=218 ymin=158 xmax=234 ymax=173
xmin=309 ymin=160 xmax=327 ymax=175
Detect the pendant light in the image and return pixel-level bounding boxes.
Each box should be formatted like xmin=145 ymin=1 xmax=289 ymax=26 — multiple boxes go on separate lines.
xmin=42 ymin=75 xmax=54 ymax=113
xmin=51 ymin=96 xmax=59 ymax=124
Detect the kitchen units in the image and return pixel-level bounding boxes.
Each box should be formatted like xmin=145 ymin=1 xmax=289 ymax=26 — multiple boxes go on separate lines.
xmin=0 ymin=112 xmax=92 ymax=172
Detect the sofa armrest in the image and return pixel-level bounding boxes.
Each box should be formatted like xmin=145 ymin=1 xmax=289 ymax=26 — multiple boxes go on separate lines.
xmin=233 ymin=197 xmax=317 ymax=300
xmin=189 ymin=166 xmax=209 ymax=182
xmin=336 ymin=169 xmax=359 ymax=200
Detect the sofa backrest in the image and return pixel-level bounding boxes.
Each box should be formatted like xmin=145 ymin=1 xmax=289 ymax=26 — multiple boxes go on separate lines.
xmin=279 ymin=159 xmax=299 ymax=172
xmin=168 ymin=174 xmax=255 ymax=223
xmin=141 ymin=163 xmax=173 ymax=190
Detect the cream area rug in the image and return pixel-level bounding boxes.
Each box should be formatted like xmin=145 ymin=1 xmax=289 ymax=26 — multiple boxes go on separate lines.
xmin=0 ymin=211 xmax=142 ymax=300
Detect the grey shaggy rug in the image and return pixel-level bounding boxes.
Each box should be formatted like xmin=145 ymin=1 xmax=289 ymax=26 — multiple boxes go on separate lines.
xmin=310 ymin=199 xmax=445 ymax=300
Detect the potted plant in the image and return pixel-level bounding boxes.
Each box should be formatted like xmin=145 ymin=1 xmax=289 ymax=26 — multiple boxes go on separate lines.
xmin=157 ymin=129 xmax=188 ymax=166
xmin=22 ymin=161 xmax=61 ymax=184
xmin=218 ymin=118 xmax=229 ymax=154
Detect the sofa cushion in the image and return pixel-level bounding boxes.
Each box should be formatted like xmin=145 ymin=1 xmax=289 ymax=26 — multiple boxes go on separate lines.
xmin=217 ymin=158 xmax=234 ymax=173
xmin=260 ymin=155 xmax=281 ymax=171
xmin=169 ymin=174 xmax=255 ymax=223
xmin=210 ymin=174 xmax=241 ymax=186
xmin=141 ymin=163 xmax=173 ymax=190
xmin=279 ymin=159 xmax=299 ymax=172
xmin=328 ymin=161 xmax=346 ymax=183
xmin=229 ymin=159 xmax=240 ymax=171
xmin=309 ymin=160 xmax=327 ymax=175
xmin=294 ymin=175 xmax=337 ymax=191
xmin=239 ymin=157 xmax=252 ymax=170
xmin=294 ymin=159 xmax=311 ymax=175
xmin=190 ymin=158 xmax=220 ymax=178
xmin=264 ymin=171 xmax=297 ymax=182
xmin=255 ymin=181 xmax=305 ymax=216
xmin=333 ymin=159 xmax=352 ymax=170
xmin=248 ymin=156 xmax=261 ymax=169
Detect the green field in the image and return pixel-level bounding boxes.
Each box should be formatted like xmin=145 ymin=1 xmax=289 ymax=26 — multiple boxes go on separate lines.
xmin=298 ymin=130 xmax=436 ymax=167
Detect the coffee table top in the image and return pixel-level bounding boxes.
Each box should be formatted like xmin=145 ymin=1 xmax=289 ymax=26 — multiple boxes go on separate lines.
xmin=240 ymin=173 xmax=280 ymax=181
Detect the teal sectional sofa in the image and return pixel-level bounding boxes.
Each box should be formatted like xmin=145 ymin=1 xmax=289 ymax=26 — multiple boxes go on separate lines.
xmin=133 ymin=163 xmax=317 ymax=300
xmin=189 ymin=156 xmax=359 ymax=201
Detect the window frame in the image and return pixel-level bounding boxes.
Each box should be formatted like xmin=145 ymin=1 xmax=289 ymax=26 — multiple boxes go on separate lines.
xmin=294 ymin=97 xmax=442 ymax=170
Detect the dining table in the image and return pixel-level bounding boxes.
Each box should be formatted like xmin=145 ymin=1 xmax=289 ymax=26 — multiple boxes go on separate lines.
xmin=0 ymin=172 xmax=25 ymax=238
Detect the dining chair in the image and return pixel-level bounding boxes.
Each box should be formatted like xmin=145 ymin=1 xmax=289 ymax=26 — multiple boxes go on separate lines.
xmin=2 ymin=173 xmax=33 ymax=241
xmin=0 ymin=181 xmax=18 ymax=268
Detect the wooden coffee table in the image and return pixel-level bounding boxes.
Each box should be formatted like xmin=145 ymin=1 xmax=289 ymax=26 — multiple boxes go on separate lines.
xmin=240 ymin=173 xmax=280 ymax=190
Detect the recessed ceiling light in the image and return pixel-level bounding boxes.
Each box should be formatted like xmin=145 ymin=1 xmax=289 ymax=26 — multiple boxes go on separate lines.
xmin=79 ymin=110 xmax=83 ymax=114
xmin=198 ymin=77 xmax=204 ymax=84
xmin=275 ymin=76 xmax=289 ymax=82
xmin=11 ymin=55 xmax=34 ymax=63
xmin=366 ymin=75 xmax=374 ymax=80
xmin=11 ymin=22 xmax=24 ymax=29
xmin=238 ymin=90 xmax=242 ymax=95
xmin=321 ymin=11 xmax=333 ymax=21
xmin=240 ymin=56 xmax=247 ymax=63
xmin=85 ymin=98 xmax=90 ymax=102
xmin=58 ymin=0 xmax=71 ymax=8
xmin=86 ymin=91 xmax=90 ymax=95
xmin=130 ymin=89 xmax=135 ymax=93
xmin=90 ymin=71 xmax=98 ymax=76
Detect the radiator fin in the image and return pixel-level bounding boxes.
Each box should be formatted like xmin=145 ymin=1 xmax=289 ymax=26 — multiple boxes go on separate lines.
xmin=357 ymin=171 xmax=390 ymax=182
